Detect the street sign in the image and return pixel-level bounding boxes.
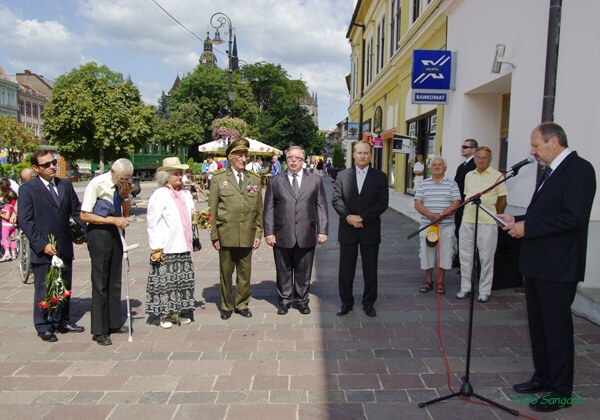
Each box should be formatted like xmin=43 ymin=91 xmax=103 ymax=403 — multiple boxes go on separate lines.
xmin=412 ymin=50 xmax=455 ymax=90
xmin=412 ymin=90 xmax=448 ymax=104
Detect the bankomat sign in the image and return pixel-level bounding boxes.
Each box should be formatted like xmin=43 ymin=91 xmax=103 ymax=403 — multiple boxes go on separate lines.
xmin=412 ymin=50 xmax=456 ymax=104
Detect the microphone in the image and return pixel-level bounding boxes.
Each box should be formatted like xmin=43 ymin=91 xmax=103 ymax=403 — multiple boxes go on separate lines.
xmin=507 ymin=156 xmax=535 ymax=172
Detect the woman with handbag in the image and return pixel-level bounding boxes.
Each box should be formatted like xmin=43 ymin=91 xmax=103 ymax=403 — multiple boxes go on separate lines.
xmin=146 ymin=157 xmax=198 ymax=329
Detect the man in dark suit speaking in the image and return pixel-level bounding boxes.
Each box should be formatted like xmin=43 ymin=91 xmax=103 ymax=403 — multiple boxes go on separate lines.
xmin=19 ymin=150 xmax=87 ymax=342
xmin=332 ymin=141 xmax=389 ymax=317
xmin=264 ymin=146 xmax=328 ymax=315
xmin=498 ymin=122 xmax=596 ymax=413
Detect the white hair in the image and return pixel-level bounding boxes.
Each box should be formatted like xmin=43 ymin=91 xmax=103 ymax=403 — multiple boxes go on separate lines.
xmin=112 ymin=158 xmax=133 ymax=175
xmin=155 ymin=170 xmax=168 ymax=186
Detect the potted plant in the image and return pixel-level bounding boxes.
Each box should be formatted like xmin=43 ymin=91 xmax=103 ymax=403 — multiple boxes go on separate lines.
xmin=211 ymin=116 xmax=248 ymax=142
xmin=328 ymin=144 xmax=346 ymax=181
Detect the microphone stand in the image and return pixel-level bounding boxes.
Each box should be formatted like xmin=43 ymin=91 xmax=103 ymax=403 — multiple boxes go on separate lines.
xmin=408 ymin=168 xmax=524 ymax=416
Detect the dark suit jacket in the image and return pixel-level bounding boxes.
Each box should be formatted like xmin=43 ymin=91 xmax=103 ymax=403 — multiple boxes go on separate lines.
xmin=517 ymin=152 xmax=596 ymax=283
xmin=263 ymin=169 xmax=328 ymax=249
xmin=332 ymin=166 xmax=389 ymax=245
xmin=454 ymin=157 xmax=476 ymax=199
xmin=18 ymin=177 xmax=86 ymax=264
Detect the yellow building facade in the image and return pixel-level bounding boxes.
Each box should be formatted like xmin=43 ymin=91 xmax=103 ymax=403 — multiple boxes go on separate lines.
xmin=347 ymin=0 xmax=447 ymax=199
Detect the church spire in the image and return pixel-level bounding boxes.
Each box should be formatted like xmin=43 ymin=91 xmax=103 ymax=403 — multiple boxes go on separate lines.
xmin=231 ymin=35 xmax=239 ymax=71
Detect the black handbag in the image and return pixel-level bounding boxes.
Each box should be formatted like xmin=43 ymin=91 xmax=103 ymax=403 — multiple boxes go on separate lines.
xmin=69 ymin=220 xmax=86 ymax=243
xmin=192 ymin=224 xmax=202 ymax=252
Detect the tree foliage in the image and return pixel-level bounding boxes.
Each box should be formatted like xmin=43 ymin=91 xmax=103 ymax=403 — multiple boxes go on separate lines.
xmin=0 ymin=114 xmax=40 ymax=171
xmin=43 ymin=62 xmax=154 ymax=170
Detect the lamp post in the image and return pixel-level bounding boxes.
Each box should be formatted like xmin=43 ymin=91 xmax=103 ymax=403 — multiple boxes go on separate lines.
xmin=210 ymin=12 xmax=234 ymax=114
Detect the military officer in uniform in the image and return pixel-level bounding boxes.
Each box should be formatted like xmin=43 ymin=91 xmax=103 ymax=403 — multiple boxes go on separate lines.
xmin=209 ymin=138 xmax=264 ymax=320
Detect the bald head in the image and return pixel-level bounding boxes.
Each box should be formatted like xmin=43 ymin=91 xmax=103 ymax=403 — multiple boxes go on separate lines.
xmin=21 ymin=168 xmax=36 ymax=183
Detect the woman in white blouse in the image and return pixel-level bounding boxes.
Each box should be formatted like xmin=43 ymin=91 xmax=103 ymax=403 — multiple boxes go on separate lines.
xmin=146 ymin=157 xmax=198 ymax=329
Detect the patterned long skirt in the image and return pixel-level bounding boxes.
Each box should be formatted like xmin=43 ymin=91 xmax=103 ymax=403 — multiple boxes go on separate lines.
xmin=146 ymin=252 xmax=195 ymax=316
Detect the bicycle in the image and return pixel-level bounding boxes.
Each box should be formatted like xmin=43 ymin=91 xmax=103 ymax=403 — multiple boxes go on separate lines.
xmin=10 ymin=224 xmax=31 ymax=284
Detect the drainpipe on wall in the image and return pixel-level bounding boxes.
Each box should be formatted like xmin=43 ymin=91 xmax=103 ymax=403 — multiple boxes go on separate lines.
xmin=538 ymin=0 xmax=562 ymax=181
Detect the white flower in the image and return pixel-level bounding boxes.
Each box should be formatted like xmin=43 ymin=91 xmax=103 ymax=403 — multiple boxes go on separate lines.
xmin=51 ymin=255 xmax=64 ymax=268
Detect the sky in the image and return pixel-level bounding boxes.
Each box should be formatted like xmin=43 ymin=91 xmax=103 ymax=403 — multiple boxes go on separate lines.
xmin=0 ymin=0 xmax=352 ymax=130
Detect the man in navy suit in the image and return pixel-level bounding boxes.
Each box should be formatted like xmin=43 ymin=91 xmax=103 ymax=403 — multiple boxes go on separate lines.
xmin=264 ymin=146 xmax=328 ymax=315
xmin=19 ymin=150 xmax=87 ymax=342
xmin=332 ymin=141 xmax=389 ymax=317
xmin=499 ymin=122 xmax=596 ymax=413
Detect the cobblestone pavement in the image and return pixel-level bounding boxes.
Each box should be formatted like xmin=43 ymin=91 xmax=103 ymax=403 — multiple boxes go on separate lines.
xmin=1 ymin=176 xmax=599 ymax=419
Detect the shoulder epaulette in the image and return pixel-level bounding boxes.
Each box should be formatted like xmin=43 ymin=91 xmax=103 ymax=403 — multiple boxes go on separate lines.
xmin=213 ymin=168 xmax=226 ymax=175
xmin=247 ymin=170 xmax=261 ymax=178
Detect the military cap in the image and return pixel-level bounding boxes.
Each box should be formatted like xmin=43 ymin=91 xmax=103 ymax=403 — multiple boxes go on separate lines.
xmin=226 ymin=138 xmax=250 ymax=156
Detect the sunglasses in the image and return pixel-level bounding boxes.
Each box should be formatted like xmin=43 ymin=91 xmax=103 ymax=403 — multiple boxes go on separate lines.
xmin=462 ymin=145 xmax=476 ymax=149
xmin=37 ymin=159 xmax=58 ymax=169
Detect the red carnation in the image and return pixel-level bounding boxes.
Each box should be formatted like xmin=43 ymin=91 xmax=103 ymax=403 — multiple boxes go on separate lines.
xmin=62 ymin=290 xmax=72 ymax=298
xmin=50 ymin=296 xmax=60 ymax=304
xmin=38 ymin=300 xmax=50 ymax=309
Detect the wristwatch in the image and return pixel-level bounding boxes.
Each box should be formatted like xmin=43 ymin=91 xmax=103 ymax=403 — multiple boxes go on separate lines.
xmin=122 ymin=197 xmax=130 ymax=202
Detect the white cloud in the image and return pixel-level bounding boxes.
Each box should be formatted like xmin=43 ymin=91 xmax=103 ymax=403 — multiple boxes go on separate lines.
xmin=0 ymin=0 xmax=353 ymax=128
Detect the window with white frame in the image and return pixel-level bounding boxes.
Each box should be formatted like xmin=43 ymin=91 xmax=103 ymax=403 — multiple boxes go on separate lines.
xmin=412 ymin=0 xmax=420 ymax=23
xmin=376 ymin=17 xmax=385 ymax=74
xmin=365 ymin=37 xmax=373 ymax=86
xmin=389 ymin=0 xmax=401 ymax=57
xmin=351 ymin=55 xmax=359 ymax=100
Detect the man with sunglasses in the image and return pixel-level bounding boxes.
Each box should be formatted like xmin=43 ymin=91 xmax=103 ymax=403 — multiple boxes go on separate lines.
xmin=80 ymin=159 xmax=134 ymax=346
xmin=452 ymin=139 xmax=478 ymax=268
xmin=18 ymin=150 xmax=87 ymax=342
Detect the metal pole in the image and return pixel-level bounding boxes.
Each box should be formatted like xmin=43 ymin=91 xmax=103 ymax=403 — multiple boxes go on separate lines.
xmin=227 ymin=29 xmax=233 ymax=114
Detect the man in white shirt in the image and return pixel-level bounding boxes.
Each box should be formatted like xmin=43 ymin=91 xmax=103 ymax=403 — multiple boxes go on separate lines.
xmin=206 ymin=156 xmax=218 ymax=190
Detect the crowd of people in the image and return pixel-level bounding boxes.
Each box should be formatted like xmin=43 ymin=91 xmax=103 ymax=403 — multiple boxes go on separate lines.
xmin=6 ymin=121 xmax=594 ymax=413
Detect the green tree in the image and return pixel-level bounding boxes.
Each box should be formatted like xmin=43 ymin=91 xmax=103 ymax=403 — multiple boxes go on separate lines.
xmin=0 ymin=114 xmax=40 ymax=173
xmin=156 ymin=90 xmax=170 ymax=119
xmin=44 ymin=62 xmax=154 ymax=171
xmin=332 ymin=144 xmax=345 ymax=167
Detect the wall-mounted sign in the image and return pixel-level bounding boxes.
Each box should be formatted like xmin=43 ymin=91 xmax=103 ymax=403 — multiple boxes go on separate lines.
xmin=392 ymin=134 xmax=412 ymax=154
xmin=408 ymin=122 xmax=417 ymax=137
xmin=413 ymin=90 xmax=448 ymax=104
xmin=362 ymin=119 xmax=371 ymax=133
xmin=348 ymin=122 xmax=359 ymax=140
xmin=373 ymin=106 xmax=383 ymax=133
xmin=373 ymin=137 xmax=383 ymax=148
xmin=412 ymin=50 xmax=455 ymax=90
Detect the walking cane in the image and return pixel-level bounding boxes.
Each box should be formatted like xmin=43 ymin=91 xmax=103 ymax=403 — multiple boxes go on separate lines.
xmin=119 ymin=231 xmax=138 ymax=343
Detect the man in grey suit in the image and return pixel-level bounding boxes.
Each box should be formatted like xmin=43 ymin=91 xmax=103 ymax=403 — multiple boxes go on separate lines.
xmin=264 ymin=146 xmax=328 ymax=315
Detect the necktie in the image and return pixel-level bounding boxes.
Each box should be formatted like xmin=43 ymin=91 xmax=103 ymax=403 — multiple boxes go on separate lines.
xmin=357 ymin=170 xmax=365 ymax=194
xmin=237 ymin=172 xmax=243 ymax=189
xmin=113 ymin=187 xmax=122 ymax=217
xmin=292 ymin=173 xmax=299 ymax=198
xmin=48 ymin=182 xmax=59 ymax=206
xmin=543 ymin=167 xmax=553 ymax=184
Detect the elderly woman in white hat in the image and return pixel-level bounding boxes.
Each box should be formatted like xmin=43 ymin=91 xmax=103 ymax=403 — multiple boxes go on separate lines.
xmin=146 ymin=157 xmax=198 ymax=328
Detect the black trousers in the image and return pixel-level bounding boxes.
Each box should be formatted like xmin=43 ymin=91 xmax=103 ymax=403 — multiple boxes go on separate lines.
xmin=338 ymin=242 xmax=379 ymax=307
xmin=33 ymin=259 xmax=73 ymax=333
xmin=524 ymin=277 xmax=578 ymax=398
xmin=273 ymin=245 xmax=315 ymax=305
xmin=88 ymin=225 xmax=123 ymax=335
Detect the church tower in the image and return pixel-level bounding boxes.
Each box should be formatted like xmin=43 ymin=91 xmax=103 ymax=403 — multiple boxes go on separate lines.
xmin=199 ymin=32 xmax=217 ymax=67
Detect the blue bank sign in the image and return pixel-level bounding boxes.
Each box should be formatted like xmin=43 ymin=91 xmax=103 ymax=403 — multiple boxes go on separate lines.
xmin=411 ymin=50 xmax=456 ymax=104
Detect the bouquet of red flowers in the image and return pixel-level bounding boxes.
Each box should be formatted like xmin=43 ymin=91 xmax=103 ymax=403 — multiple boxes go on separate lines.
xmin=193 ymin=207 xmax=212 ymax=231
xmin=38 ymin=234 xmax=70 ymax=312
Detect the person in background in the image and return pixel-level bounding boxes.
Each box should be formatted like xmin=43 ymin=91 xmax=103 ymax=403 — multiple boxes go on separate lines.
xmin=456 ymin=146 xmax=507 ymax=303
xmin=453 ymin=138 xmax=478 ymax=268
xmin=20 ymin=168 xmax=37 ymax=183
xmin=0 ymin=188 xmax=18 ymax=261
xmin=147 ymin=157 xmax=198 ymax=329
xmin=80 ymin=159 xmax=134 ymax=346
xmin=414 ymin=157 xmax=461 ymax=294
xmin=270 ymin=155 xmax=281 ymax=177
xmin=332 ymin=141 xmax=389 ymax=318
xmin=413 ymin=153 xmax=425 ymax=191
xmin=206 ymin=156 xmax=218 ymax=190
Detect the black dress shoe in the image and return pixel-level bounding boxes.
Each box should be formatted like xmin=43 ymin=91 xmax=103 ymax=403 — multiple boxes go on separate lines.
xmin=57 ymin=323 xmax=85 ymax=333
xmin=277 ymin=303 xmax=290 ymax=315
xmin=234 ymin=308 xmax=252 ymax=318
xmin=109 ymin=326 xmax=131 ymax=334
xmin=298 ymin=303 xmax=311 ymax=314
xmin=512 ymin=380 xmax=549 ymax=394
xmin=337 ymin=304 xmax=353 ymax=316
xmin=530 ymin=397 xmax=572 ymax=413
xmin=92 ymin=334 xmax=112 ymax=346
xmin=38 ymin=331 xmax=58 ymax=342
xmin=220 ymin=310 xmax=232 ymax=320
xmin=364 ymin=306 xmax=377 ymax=317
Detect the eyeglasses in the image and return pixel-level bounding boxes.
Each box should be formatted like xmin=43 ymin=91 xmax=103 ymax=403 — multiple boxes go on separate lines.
xmin=37 ymin=159 xmax=58 ymax=169
xmin=286 ymin=156 xmax=304 ymax=161
xmin=462 ymin=145 xmax=476 ymax=149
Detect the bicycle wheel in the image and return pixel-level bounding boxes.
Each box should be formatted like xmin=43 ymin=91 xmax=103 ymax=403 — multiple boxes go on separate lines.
xmin=18 ymin=235 xmax=31 ymax=284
